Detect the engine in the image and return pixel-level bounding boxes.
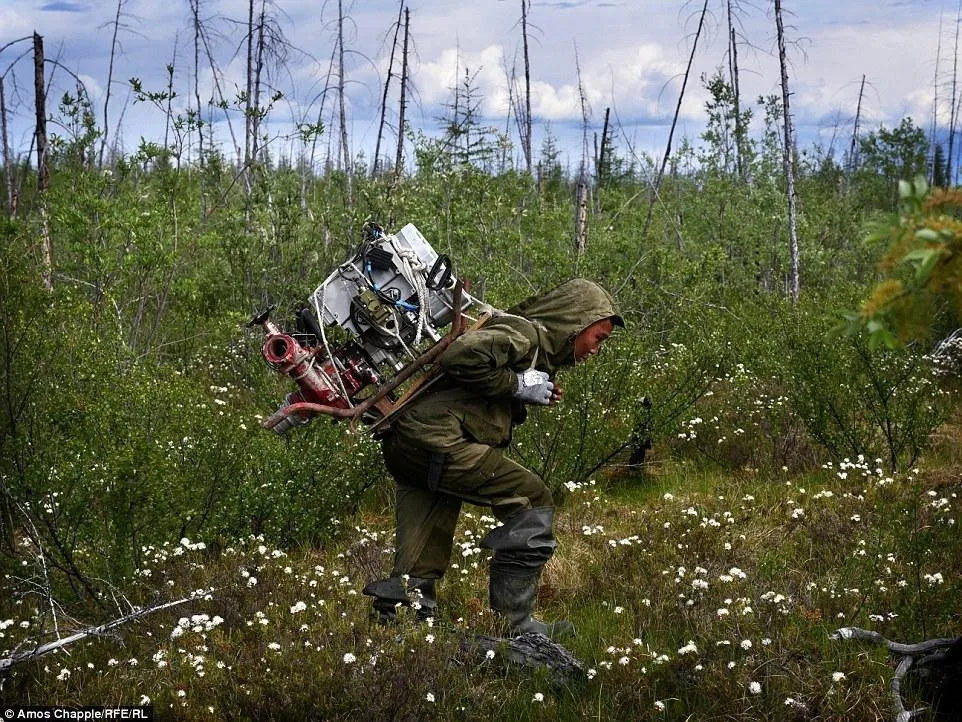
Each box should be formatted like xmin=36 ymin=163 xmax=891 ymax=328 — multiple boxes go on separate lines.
xmin=250 ymin=223 xmax=477 ymax=433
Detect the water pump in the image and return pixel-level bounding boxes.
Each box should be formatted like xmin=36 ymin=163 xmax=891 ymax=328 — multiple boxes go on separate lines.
xmin=250 ymin=223 xmax=480 ymax=434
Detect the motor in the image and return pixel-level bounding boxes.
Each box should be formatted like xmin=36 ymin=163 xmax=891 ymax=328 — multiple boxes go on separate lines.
xmin=249 ymin=223 xmax=479 ymax=434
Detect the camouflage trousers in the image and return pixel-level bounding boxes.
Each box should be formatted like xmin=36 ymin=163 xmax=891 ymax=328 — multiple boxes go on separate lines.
xmin=381 ymin=431 xmax=553 ymax=580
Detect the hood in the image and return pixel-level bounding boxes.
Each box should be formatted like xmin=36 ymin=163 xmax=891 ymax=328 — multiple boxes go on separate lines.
xmin=507 ymin=278 xmax=624 ymax=371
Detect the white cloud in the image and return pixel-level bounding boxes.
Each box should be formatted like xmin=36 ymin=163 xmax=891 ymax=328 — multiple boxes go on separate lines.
xmin=0 ymin=0 xmax=945 ymax=160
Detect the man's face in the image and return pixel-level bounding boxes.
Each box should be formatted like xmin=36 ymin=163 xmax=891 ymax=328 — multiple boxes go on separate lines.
xmin=574 ymin=318 xmax=615 ymax=362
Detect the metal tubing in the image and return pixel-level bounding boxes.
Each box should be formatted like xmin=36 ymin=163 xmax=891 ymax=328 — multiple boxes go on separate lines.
xmin=263 ymin=282 xmax=465 ymax=429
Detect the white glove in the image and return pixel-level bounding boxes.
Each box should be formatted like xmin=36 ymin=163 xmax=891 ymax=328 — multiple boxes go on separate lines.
xmin=513 ymin=369 xmax=554 ymax=405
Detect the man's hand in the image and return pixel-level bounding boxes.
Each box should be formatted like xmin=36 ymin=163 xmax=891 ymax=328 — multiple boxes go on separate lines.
xmin=514 ymin=369 xmax=555 ymax=405
xmin=550 ymin=382 xmax=564 ymax=404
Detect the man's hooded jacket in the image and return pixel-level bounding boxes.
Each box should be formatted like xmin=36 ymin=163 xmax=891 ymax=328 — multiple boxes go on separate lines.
xmin=392 ymin=279 xmax=623 ymax=450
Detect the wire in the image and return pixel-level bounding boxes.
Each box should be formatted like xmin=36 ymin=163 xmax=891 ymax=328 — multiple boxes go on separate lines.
xmin=312 ymin=283 xmax=355 ymax=407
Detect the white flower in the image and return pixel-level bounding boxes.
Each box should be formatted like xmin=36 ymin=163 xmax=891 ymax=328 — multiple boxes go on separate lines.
xmin=532 ymin=692 xmax=544 ymax=703
xmin=748 ymin=681 xmax=762 ymax=694
xmin=57 ymin=668 xmax=70 ymax=681
xmin=426 ymin=692 xmax=435 ymax=703
xmin=343 ymin=652 xmax=356 ymax=664
xmin=740 ymin=639 xmax=752 ymax=650
xmin=139 ymin=695 xmax=151 ymax=705
xmin=832 ymin=671 xmax=846 ymax=682
xmin=486 ymin=649 xmax=495 ymax=660
xmin=290 ymin=601 xmax=307 ymax=614
xmin=614 ymin=606 xmax=624 ymax=614
xmin=654 ymin=700 xmax=666 ymax=711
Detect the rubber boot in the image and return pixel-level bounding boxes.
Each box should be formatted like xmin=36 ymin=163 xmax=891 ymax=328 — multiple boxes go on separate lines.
xmin=489 ymin=567 xmax=573 ymax=639
xmin=363 ymin=576 xmax=437 ymax=625
xmin=481 ymin=507 xmax=572 ymax=639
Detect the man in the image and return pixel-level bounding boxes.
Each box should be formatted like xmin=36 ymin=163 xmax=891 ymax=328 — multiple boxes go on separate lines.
xmin=363 ymin=278 xmax=623 ymax=636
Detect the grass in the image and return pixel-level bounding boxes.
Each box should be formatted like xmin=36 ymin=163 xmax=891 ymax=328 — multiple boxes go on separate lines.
xmin=1 ymin=448 xmax=960 ymax=720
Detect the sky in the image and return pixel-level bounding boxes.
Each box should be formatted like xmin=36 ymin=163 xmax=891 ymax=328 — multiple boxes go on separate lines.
xmin=0 ymin=0 xmax=948 ymax=172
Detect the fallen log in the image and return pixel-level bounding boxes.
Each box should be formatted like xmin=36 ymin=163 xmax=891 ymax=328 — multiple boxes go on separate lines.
xmin=465 ymin=631 xmax=585 ymax=685
xmin=832 ymin=626 xmax=962 ymax=721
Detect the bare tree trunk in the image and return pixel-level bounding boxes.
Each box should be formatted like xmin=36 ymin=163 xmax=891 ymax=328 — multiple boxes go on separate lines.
xmin=34 ymin=33 xmax=52 ymax=291
xmin=1 ymin=75 xmax=13 ymax=216
xmin=727 ymin=0 xmax=745 ymax=181
xmin=574 ymin=180 xmax=588 ymax=257
xmin=520 ymin=0 xmax=532 ymax=174
xmin=597 ymin=106 xmax=610 ymax=190
xmin=191 ymin=0 xmax=203 ymax=171
xmin=163 ymin=53 xmax=175 ymax=162
xmin=948 ymin=0 xmax=961 ymax=185
xmin=310 ymin=40 xmax=338 ymax=173
xmin=501 ymin=60 xmax=515 ymax=173
xmin=614 ymin=0 xmax=707 ymax=295
xmin=845 ymin=73 xmax=865 ymax=188
xmin=373 ymin=1 xmax=403 ymax=179
xmin=930 ymin=7 xmax=944 ymax=183
xmin=574 ymin=45 xmax=589 ymax=255
xmin=337 ymin=0 xmax=352 ymax=207
xmin=190 ymin=0 xmax=206 ymax=219
xmin=243 ymin=0 xmax=255 ymax=221
xmin=393 ymin=6 xmax=410 ymax=185
xmin=252 ymin=0 xmax=267 ymax=165
xmin=775 ymin=0 xmax=800 ymax=304
xmin=98 ymin=0 xmax=125 ymax=169
xmin=191 ymin=7 xmax=238 ymax=169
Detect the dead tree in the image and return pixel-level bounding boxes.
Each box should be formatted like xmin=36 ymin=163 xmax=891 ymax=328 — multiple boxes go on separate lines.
xmin=0 ymin=37 xmax=33 ymax=216
xmin=774 ymin=0 xmax=800 ymax=303
xmin=372 ymin=1 xmax=404 ymax=178
xmin=99 ymin=0 xmax=128 ymax=168
xmin=930 ymin=7 xmax=944 ymax=183
xmin=520 ymin=0 xmax=532 ymax=174
xmin=615 ymin=0 xmax=708 ymax=294
xmin=845 ymin=74 xmax=866 ymax=186
xmin=252 ymin=0 xmax=268 ymax=165
xmin=337 ymin=0 xmax=352 ymax=206
xmin=501 ymin=57 xmax=517 ymax=173
xmin=190 ymin=0 xmax=204 ymax=171
xmin=727 ymin=0 xmax=747 ymax=181
xmin=597 ymin=106 xmax=610 ymax=190
xmin=949 ymin=0 xmax=962 ymax=184
xmin=1 ymin=75 xmax=11 ymax=216
xmin=393 ymin=6 xmax=410 ymax=185
xmin=574 ymin=44 xmax=590 ymax=256
xmin=243 ymin=0 xmax=257 ymax=218
xmin=309 ymin=38 xmax=338 ymax=173
xmin=34 ymin=33 xmax=52 ymax=291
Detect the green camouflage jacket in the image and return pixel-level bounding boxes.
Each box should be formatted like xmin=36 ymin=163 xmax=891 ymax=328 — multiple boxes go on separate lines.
xmin=391 ymin=278 xmax=623 ymax=451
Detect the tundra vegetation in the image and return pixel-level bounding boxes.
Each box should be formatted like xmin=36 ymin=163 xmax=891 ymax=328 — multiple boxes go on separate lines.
xmin=1 ymin=9 xmax=961 ymax=721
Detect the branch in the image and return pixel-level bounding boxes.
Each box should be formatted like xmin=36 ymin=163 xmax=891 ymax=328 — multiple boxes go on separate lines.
xmin=831 ymin=626 xmax=962 ymax=721
xmin=0 ymin=591 xmax=213 ymax=672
